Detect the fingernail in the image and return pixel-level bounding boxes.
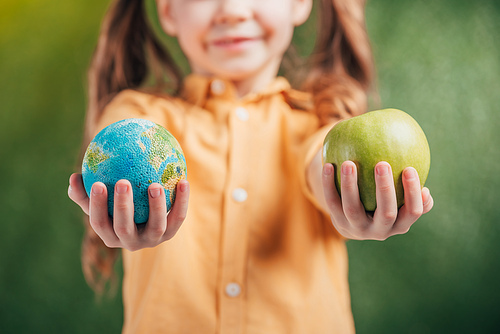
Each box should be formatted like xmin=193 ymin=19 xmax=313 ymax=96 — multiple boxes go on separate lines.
xmin=179 ymin=181 xmax=188 ymax=192
xmin=92 ymin=184 xmax=103 ymax=195
xmin=116 ymin=184 xmax=128 ymax=194
xmin=323 ymin=164 xmax=333 ymax=176
xmin=376 ymin=164 xmax=389 ymax=176
xmin=342 ymin=163 xmax=353 ymax=175
xmin=404 ymin=168 xmax=417 ymax=180
xmin=149 ymin=188 xmax=161 ymax=198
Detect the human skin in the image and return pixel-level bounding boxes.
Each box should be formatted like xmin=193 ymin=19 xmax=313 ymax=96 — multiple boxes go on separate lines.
xmin=69 ymin=0 xmax=434 ymax=250
xmin=69 ymin=0 xmax=314 ymax=251
xmin=69 ymin=174 xmax=190 ymax=251
xmin=156 ymin=0 xmax=313 ymax=97
xmin=307 ymin=150 xmax=434 ymax=241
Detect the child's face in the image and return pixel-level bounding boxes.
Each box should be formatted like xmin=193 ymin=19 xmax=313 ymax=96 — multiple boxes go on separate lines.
xmin=157 ymin=0 xmax=312 ymax=83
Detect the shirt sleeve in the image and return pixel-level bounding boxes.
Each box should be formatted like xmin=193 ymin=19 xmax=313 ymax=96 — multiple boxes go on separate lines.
xmin=93 ymin=90 xmax=171 ymax=138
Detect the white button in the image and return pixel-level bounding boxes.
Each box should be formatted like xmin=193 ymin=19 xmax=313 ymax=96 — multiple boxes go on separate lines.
xmin=225 ymin=283 xmax=241 ymax=297
xmin=235 ymin=107 xmax=249 ymax=121
xmin=232 ymin=188 xmax=248 ymax=202
xmin=210 ymin=79 xmax=225 ymax=95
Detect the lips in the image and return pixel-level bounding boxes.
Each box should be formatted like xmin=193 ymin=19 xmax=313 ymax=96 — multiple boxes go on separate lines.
xmin=211 ymin=36 xmax=259 ymax=47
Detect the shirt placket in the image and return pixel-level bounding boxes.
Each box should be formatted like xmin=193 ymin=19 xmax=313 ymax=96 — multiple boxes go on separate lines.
xmin=218 ymin=99 xmax=253 ymax=334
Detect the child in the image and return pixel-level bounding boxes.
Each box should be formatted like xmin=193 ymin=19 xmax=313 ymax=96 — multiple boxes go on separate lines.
xmin=68 ymin=0 xmax=434 ymax=332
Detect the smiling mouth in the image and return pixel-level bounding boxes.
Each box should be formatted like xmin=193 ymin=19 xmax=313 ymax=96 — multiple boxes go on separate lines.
xmin=212 ymin=37 xmax=259 ymax=46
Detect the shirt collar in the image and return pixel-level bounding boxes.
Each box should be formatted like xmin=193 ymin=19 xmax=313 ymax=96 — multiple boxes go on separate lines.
xmin=180 ymin=74 xmax=312 ymax=110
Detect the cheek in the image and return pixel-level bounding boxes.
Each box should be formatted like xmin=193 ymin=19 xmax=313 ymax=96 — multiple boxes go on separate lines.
xmin=172 ymin=4 xmax=214 ymax=49
xmin=174 ymin=19 xmax=209 ymax=56
xmin=258 ymin=4 xmax=295 ymax=52
xmin=266 ymin=21 xmax=295 ymax=55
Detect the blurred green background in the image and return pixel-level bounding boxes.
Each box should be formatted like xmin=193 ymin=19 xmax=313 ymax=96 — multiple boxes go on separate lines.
xmin=1 ymin=0 xmax=499 ymax=333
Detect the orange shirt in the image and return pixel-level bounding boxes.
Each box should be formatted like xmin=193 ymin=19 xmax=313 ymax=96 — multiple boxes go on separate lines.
xmin=96 ymin=75 xmax=354 ymax=334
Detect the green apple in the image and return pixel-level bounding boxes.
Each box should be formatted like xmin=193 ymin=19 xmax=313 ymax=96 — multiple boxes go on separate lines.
xmin=322 ymin=108 xmax=430 ymax=212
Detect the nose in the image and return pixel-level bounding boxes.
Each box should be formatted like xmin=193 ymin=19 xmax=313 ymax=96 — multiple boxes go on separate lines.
xmin=214 ymin=0 xmax=252 ymax=25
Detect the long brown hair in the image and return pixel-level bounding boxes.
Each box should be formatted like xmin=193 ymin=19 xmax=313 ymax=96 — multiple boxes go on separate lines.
xmin=81 ymin=0 xmax=375 ymax=295
xmin=81 ymin=0 xmax=183 ymax=295
xmin=303 ymin=0 xmax=375 ymax=124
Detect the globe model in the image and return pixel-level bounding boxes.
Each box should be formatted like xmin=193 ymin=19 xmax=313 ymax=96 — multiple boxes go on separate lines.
xmin=82 ymin=118 xmax=187 ymax=224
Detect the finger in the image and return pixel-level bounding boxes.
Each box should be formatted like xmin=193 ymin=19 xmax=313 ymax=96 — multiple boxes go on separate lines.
xmin=68 ymin=173 xmax=90 ymax=215
xmin=422 ymin=187 xmax=434 ymax=214
xmin=162 ymin=180 xmax=190 ymax=241
xmin=143 ymin=184 xmax=168 ymax=244
xmin=322 ymin=163 xmax=354 ymax=238
xmin=372 ymin=162 xmax=398 ymax=229
xmin=113 ymin=180 xmax=138 ymax=248
xmin=391 ymin=167 xmax=424 ymax=235
xmin=340 ymin=161 xmax=367 ymax=229
xmin=89 ymin=182 xmax=120 ymax=247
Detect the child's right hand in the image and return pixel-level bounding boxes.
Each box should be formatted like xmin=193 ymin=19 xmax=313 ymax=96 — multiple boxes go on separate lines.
xmin=68 ymin=173 xmax=190 ymax=251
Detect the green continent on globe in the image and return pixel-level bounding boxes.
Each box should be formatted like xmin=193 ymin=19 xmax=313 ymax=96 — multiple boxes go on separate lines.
xmin=84 ymin=142 xmax=109 ymax=172
xmin=141 ymin=124 xmax=184 ymax=172
xmin=141 ymin=123 xmax=187 ymax=205
xmin=161 ymin=162 xmax=186 ymax=204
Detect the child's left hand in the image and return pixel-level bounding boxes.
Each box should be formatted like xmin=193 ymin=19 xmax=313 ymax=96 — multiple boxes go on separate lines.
xmin=321 ymin=161 xmax=434 ymax=240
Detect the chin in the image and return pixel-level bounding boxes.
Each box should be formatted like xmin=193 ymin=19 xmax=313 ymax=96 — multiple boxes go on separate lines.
xmin=222 ymin=71 xmax=256 ymax=82
xmin=217 ymin=63 xmax=273 ymax=81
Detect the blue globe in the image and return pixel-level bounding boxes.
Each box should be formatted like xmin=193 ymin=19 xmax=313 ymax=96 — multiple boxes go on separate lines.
xmin=82 ymin=118 xmax=187 ymax=224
